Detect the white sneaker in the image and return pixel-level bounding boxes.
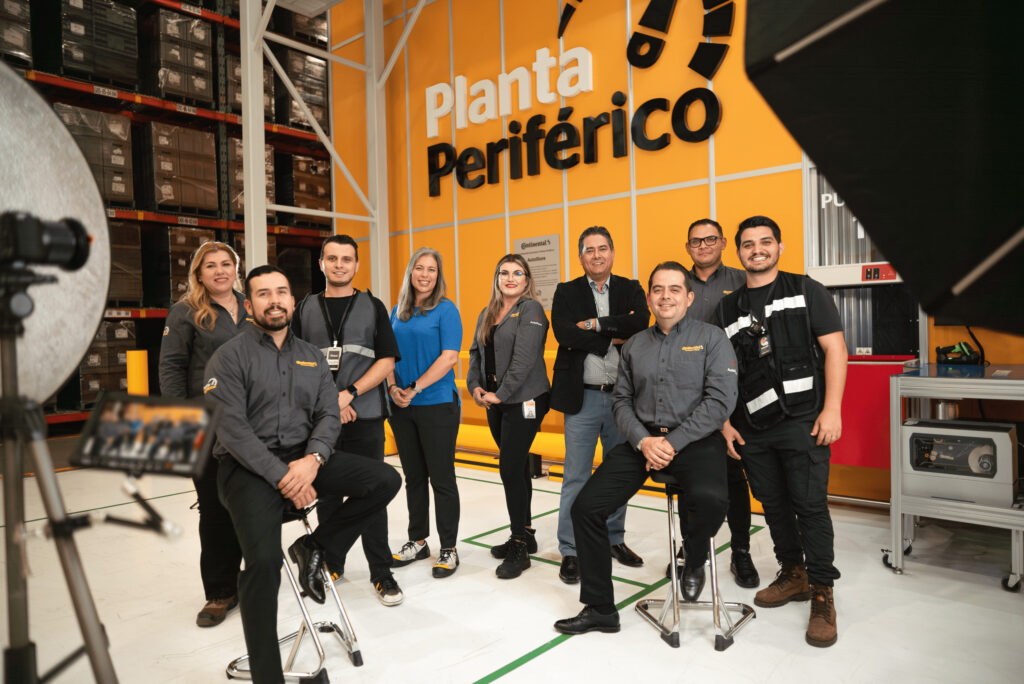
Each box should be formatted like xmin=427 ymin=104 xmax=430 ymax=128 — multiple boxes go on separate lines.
xmin=433 ymin=548 xmax=459 ymax=578
xmin=392 ymin=540 xmax=430 ymax=567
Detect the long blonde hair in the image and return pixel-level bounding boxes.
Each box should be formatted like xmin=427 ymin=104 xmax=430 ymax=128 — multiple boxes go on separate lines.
xmin=395 ymin=247 xmax=447 ymax=322
xmin=184 ymin=241 xmax=242 ymax=331
xmin=476 ymin=253 xmax=539 ymax=347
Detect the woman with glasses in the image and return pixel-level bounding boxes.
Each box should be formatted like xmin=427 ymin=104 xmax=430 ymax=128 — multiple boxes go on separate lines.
xmin=467 ymin=254 xmax=551 ymax=579
xmin=159 ymin=241 xmax=248 ymax=627
xmin=386 ymin=247 xmax=464 ymax=578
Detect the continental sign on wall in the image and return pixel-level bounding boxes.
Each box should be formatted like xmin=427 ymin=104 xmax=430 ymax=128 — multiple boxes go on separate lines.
xmin=424 ymin=0 xmax=732 ymax=196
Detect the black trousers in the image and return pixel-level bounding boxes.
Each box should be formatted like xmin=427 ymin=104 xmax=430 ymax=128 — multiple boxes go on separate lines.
xmin=193 ymin=456 xmax=243 ymax=600
xmin=737 ymin=417 xmax=840 ymax=587
xmin=677 ymin=453 xmax=753 ymax=552
xmin=319 ymin=417 xmax=395 ymax=580
xmin=573 ymin=433 xmax=728 ymax=608
xmin=389 ymin=399 xmax=461 ymax=548
xmin=217 ymin=451 xmax=400 ymax=684
xmin=485 ymin=393 xmax=550 ymax=538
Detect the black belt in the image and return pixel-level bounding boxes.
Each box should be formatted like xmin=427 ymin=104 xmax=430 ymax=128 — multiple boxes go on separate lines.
xmin=583 ymin=383 xmax=614 ymax=393
xmin=643 ymin=423 xmax=672 ymax=434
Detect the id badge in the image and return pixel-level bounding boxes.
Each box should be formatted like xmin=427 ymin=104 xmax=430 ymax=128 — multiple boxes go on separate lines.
xmin=522 ymin=399 xmax=537 ymax=419
xmin=757 ymin=335 xmax=772 ymax=358
xmin=321 ymin=346 xmax=342 ymax=371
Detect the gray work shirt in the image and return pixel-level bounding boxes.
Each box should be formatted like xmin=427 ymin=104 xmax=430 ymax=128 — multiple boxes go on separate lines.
xmin=613 ymin=315 xmax=738 ymax=453
xmin=582 ymin=277 xmax=619 ymax=385
xmin=687 ymin=264 xmax=747 ymax=324
xmin=203 ymin=325 xmax=340 ymax=488
xmin=467 ymin=297 xmax=551 ymax=404
xmin=158 ymin=292 xmax=250 ymax=399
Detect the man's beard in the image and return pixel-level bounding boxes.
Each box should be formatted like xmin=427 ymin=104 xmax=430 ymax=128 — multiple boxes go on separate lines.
xmin=255 ymin=308 xmax=290 ymax=331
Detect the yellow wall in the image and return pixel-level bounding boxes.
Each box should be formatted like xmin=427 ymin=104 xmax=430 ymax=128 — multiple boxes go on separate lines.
xmin=328 ymin=0 xmax=808 ymax=429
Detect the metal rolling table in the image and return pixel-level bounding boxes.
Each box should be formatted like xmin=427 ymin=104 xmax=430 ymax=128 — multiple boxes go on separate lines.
xmin=885 ymin=364 xmax=1024 ymax=592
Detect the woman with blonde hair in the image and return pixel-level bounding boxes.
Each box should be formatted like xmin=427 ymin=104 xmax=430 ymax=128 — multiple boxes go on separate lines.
xmin=467 ymin=253 xmax=550 ymax=579
xmin=159 ymin=240 xmax=248 ymax=627
xmin=386 ymin=247 xmax=464 ymax=578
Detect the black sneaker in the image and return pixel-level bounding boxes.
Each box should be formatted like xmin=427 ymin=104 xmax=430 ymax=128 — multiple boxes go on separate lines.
xmin=730 ymin=548 xmax=760 ymax=588
xmin=372 ymin=574 xmax=404 ymax=606
xmin=495 ymin=539 xmax=531 ymax=579
xmin=491 ymin=528 xmax=537 ymax=558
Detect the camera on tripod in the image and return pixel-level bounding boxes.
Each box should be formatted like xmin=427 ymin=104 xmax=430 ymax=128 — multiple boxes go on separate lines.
xmin=0 ymin=211 xmax=91 ymax=270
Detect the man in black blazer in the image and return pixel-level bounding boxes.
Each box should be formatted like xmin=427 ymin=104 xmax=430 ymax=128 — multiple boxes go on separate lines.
xmin=551 ymin=226 xmax=650 ymax=584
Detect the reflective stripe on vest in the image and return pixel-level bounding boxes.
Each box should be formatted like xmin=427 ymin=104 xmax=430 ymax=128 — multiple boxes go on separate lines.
xmin=782 ymin=376 xmax=814 ymax=394
xmin=341 ymin=344 xmax=375 ymax=359
xmin=746 ymin=387 xmax=779 ymax=415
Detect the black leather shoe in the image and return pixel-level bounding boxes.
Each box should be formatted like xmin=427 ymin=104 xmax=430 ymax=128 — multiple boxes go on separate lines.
xmin=288 ymin=536 xmax=326 ymax=604
xmin=559 ymin=555 xmax=580 ymax=584
xmin=681 ymin=563 xmax=706 ymax=602
xmin=730 ymin=548 xmax=761 ymax=588
xmin=553 ymin=606 xmax=620 ymax=635
xmin=610 ymin=543 xmax=644 ymax=567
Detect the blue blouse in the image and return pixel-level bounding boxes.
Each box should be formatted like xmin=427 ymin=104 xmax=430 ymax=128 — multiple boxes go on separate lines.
xmin=390 ymin=298 xmax=463 ymax=406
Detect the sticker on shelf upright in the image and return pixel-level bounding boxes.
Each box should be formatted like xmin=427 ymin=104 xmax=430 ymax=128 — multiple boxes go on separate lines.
xmin=93 ymin=85 xmax=118 ymax=99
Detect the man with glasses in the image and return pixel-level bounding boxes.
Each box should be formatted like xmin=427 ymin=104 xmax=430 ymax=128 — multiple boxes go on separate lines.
xmin=550 ymin=226 xmax=650 ymax=584
xmin=676 ymin=219 xmax=760 ymax=589
xmin=715 ymin=216 xmax=847 ymax=648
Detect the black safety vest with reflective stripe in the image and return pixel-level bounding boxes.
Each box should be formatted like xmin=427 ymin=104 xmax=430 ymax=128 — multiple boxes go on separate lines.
xmin=296 ymin=290 xmax=389 ymax=420
xmin=717 ymin=271 xmax=822 ymax=429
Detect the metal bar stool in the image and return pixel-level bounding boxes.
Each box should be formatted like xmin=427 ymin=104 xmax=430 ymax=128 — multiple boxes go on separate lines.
xmin=226 ymin=504 xmax=363 ymax=681
xmin=635 ymin=471 xmax=756 ymax=650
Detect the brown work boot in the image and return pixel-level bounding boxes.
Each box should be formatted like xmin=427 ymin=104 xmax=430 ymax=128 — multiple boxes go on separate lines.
xmin=195 ymin=595 xmax=238 ymax=627
xmin=805 ymin=585 xmax=837 ymax=647
xmin=754 ymin=563 xmax=811 ymax=608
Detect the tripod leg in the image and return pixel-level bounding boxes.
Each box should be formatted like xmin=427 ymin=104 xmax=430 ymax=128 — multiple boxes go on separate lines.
xmin=28 ymin=431 xmax=119 ymax=684
xmin=3 ymin=436 xmax=37 ymax=682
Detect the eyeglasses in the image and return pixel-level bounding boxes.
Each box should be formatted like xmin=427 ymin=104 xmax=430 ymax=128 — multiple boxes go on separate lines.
xmin=688 ymin=236 xmax=721 ymax=248
xmin=498 ymin=270 xmax=526 ymax=279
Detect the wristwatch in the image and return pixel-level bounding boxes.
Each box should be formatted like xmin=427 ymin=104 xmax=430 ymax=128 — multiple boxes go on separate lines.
xmin=409 ymin=381 xmax=421 ymax=395
xmin=345 ymin=384 xmax=359 ymax=397
xmin=636 ymin=438 xmax=645 ymax=450
xmin=584 ymin=319 xmax=594 ymax=330
xmin=311 ymin=451 xmax=325 ymax=465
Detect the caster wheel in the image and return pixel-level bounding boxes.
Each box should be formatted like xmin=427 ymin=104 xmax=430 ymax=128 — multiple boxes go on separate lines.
xmin=1001 ymin=576 xmax=1021 ymax=593
xmin=882 ymin=553 xmax=892 ymax=569
xmin=904 ymin=544 xmax=912 ymax=556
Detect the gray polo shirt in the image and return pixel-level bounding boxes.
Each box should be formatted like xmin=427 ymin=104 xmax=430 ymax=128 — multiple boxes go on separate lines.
xmin=613 ymin=315 xmax=738 ymax=453
xmin=203 ymin=325 xmax=340 ymax=487
xmin=582 ymin=276 xmax=619 ymax=386
xmin=687 ymin=263 xmax=747 ymax=324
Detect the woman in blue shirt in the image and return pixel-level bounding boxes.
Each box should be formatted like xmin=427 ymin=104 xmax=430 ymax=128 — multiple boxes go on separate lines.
xmin=387 ymin=247 xmax=463 ymax=578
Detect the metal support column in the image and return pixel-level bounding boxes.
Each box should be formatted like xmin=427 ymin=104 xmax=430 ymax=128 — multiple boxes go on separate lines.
xmin=364 ymin=0 xmax=390 ymax=303
xmin=239 ymin=0 xmax=270 ymax=268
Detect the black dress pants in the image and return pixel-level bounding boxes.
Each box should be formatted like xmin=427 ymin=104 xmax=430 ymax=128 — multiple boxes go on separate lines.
xmin=572 ymin=433 xmax=728 ymax=608
xmin=389 ymin=399 xmax=461 ymax=548
xmin=485 ymin=393 xmax=550 ymax=538
xmin=677 ymin=453 xmax=753 ymax=552
xmin=218 ymin=451 xmax=401 ymax=684
xmin=193 ymin=456 xmax=243 ymax=600
xmin=737 ymin=417 xmax=840 ymax=587
xmin=319 ymin=417 xmax=396 ymax=580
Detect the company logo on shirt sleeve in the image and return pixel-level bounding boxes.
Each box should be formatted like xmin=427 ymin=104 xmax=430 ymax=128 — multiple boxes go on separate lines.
xmin=203 ymin=378 xmax=217 ymax=394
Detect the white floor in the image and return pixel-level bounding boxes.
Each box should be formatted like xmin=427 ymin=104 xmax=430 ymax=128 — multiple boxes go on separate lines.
xmin=2 ymin=458 xmax=1023 ymax=683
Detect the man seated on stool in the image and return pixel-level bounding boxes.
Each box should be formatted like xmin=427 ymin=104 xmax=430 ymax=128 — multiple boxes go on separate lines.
xmin=204 ymin=265 xmax=401 ymax=684
xmin=554 ymin=262 xmax=738 ymax=635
